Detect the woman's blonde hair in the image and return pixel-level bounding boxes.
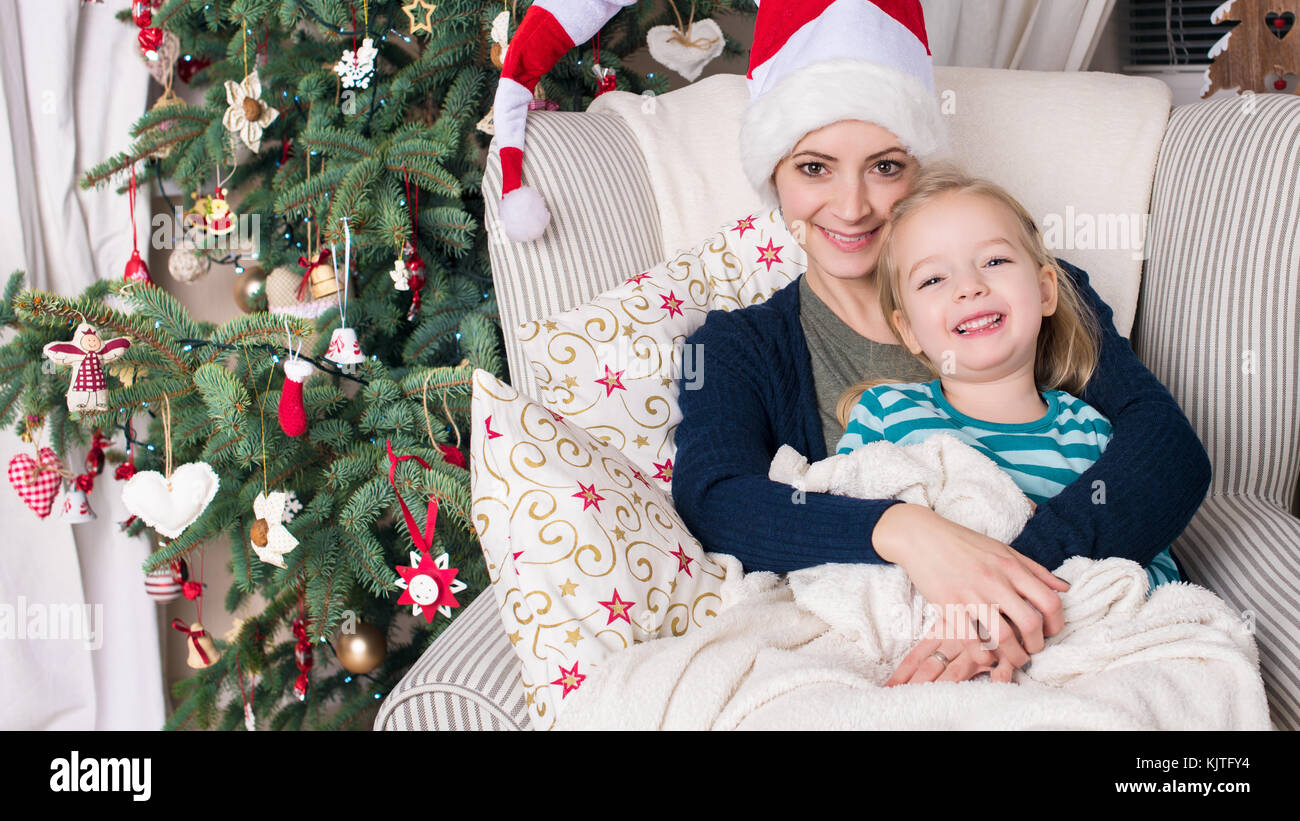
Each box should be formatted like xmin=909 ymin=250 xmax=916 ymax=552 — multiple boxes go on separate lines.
xmin=834 ymin=162 xmax=1101 ymax=430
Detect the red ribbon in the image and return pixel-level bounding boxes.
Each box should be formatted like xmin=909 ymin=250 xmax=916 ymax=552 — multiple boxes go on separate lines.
xmin=385 ymin=440 xmax=439 ymax=553
xmin=171 ymin=618 xmax=211 ymax=665
xmin=296 ymin=247 xmax=331 ymax=301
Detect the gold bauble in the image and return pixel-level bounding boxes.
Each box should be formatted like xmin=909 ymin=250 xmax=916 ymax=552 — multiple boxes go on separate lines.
xmin=335 ymin=622 xmax=387 ymax=674
xmin=233 ymin=265 xmax=268 ymax=313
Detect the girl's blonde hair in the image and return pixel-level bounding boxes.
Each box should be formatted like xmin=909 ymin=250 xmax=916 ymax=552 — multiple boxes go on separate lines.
xmin=834 ymin=162 xmax=1101 ymax=430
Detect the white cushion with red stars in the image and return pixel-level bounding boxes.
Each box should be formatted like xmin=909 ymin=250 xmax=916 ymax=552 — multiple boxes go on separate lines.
xmin=469 ymin=367 xmax=729 ymax=730
xmin=516 ymin=207 xmax=806 ymax=494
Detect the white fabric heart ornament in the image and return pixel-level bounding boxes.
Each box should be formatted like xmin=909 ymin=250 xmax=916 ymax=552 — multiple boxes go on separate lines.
xmin=121 ymin=463 xmax=220 ymax=539
xmin=646 ymin=19 xmax=725 ymax=82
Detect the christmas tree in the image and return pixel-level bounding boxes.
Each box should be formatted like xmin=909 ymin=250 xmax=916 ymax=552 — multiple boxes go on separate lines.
xmin=1 ymin=0 xmax=755 ymax=730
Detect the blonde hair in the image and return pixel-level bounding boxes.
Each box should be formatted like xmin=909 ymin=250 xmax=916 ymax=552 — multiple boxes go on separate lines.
xmin=834 ymin=162 xmax=1100 ymax=430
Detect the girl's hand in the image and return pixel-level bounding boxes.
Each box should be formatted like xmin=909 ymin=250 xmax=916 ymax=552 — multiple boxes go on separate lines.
xmin=872 ymin=503 xmax=1069 ymax=671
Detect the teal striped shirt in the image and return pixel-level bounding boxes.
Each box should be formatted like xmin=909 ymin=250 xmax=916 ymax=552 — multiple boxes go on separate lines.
xmin=835 ymin=379 xmax=1180 ymax=590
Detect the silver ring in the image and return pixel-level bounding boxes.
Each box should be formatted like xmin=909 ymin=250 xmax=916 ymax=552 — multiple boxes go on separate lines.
xmin=929 ymin=650 xmax=950 ymax=668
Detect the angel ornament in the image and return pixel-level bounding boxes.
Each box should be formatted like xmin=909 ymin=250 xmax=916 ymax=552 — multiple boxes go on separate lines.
xmin=43 ymin=323 xmax=132 ymax=412
xmin=250 ymin=490 xmax=300 ymax=568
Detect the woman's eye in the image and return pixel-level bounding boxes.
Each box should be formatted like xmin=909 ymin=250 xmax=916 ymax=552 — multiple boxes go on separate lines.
xmin=876 ymin=159 xmax=903 ymax=175
xmin=798 ymin=162 xmax=825 ymax=176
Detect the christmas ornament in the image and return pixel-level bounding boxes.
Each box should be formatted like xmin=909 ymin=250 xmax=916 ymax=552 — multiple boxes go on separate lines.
xmin=1204 ymin=0 xmax=1300 ymax=97
xmin=592 ymin=61 xmax=618 ymax=96
xmin=490 ymin=9 xmax=511 ymax=68
xmin=176 ymin=54 xmax=210 ymax=83
xmin=60 ymin=484 xmax=96 ymax=523
xmin=8 ymin=448 xmax=66 ymax=519
xmin=267 ymin=265 xmax=333 ymax=320
xmin=222 ymin=70 xmax=280 ymax=152
xmin=297 ymin=249 xmax=339 ymax=301
xmin=185 ymin=187 xmax=237 ymax=238
xmin=106 ymin=360 xmax=147 ymax=388
xmin=282 ymin=491 xmax=302 ymax=521
xmin=124 ymin=164 xmax=153 ymax=284
xmin=42 ymin=323 xmax=132 ymax=413
xmin=249 ymin=491 xmax=299 ymax=568
xmin=182 ymin=580 xmax=203 ymax=600
xmin=437 ymin=443 xmax=465 ymax=469
xmin=122 ymin=462 xmax=220 ymax=538
xmin=168 ymin=248 xmax=210 ymax=283
xmin=173 ymin=619 xmax=220 ymax=669
xmin=400 ymin=169 xmax=427 ymax=320
xmin=646 ymin=2 xmax=723 ymax=82
xmin=85 ymin=431 xmax=109 ymax=475
xmin=334 ymin=621 xmax=387 ymax=674
xmin=233 ymin=265 xmax=268 ymax=313
xmin=324 ymin=219 xmax=366 ymax=366
xmin=144 ymin=565 xmax=183 ymax=603
xmin=292 ymin=615 xmax=313 ymax=700
xmin=389 ymin=258 xmax=411 ymax=290
xmin=386 ymin=440 xmax=465 ymax=623
xmin=142 ymin=85 xmax=184 ymax=160
xmin=278 ymin=350 xmax=312 ymax=438
xmin=490 ymin=0 xmax=638 ymax=241
xmin=121 ymin=398 xmax=219 ymax=539
xmin=334 ymin=37 xmax=378 ymax=89
xmin=402 ymin=0 xmax=437 ymax=35
xmin=130 ymin=0 xmax=152 ymax=27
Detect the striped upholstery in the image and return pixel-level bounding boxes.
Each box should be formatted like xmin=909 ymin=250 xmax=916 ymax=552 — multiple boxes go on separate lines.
xmin=1134 ymin=94 xmax=1300 ymax=730
xmin=374 ymin=592 xmax=532 ymax=731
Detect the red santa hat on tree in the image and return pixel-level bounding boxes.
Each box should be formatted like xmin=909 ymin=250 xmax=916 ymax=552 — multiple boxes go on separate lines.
xmin=492 ymin=0 xmax=947 ymax=242
xmin=492 ymin=0 xmax=638 ymax=243
xmin=741 ymin=0 xmax=949 ymax=206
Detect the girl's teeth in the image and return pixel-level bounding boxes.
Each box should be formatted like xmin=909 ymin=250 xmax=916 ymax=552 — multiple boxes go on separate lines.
xmin=957 ymin=314 xmax=1002 ymax=333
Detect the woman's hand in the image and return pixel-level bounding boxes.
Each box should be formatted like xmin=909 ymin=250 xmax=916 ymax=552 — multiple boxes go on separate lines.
xmin=872 ymin=503 xmax=1069 ymax=673
xmin=884 ymin=632 xmax=1019 ymax=686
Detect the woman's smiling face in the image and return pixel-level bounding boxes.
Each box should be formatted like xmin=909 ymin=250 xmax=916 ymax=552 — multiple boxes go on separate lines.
xmin=888 ymin=190 xmax=1059 ymax=382
xmin=772 ymin=120 xmax=917 ymax=282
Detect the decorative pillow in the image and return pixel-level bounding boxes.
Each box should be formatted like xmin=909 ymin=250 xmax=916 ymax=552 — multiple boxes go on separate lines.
xmin=469 ymin=368 xmax=727 ymax=730
xmin=517 ymin=208 xmax=806 ymax=492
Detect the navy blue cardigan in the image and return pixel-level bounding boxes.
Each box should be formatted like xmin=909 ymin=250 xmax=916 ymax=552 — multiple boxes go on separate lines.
xmin=672 ymin=261 xmax=1211 ymax=574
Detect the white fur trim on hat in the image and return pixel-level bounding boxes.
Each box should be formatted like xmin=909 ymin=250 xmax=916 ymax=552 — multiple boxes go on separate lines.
xmin=739 ymin=58 xmax=949 ymax=207
xmin=500 ymin=185 xmax=551 ymax=243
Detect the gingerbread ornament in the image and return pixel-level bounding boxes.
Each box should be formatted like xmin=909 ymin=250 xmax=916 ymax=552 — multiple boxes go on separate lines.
xmin=43 ymin=323 xmax=132 ymax=412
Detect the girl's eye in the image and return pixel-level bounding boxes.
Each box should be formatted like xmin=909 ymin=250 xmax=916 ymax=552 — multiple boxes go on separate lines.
xmin=985 ymin=256 xmax=1011 ymax=267
xmin=919 ymin=275 xmax=942 ymax=288
xmin=876 ymin=159 xmax=904 ymax=175
xmin=797 ymin=162 xmax=825 ymax=176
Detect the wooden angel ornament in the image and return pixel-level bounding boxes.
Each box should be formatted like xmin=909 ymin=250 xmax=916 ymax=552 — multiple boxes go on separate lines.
xmin=43 ymin=323 xmax=132 ymax=412
xmin=1205 ymin=0 xmax=1300 ymax=97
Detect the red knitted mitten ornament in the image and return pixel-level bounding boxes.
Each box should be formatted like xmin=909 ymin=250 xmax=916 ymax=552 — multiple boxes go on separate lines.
xmin=278 ymin=358 xmax=313 ymax=437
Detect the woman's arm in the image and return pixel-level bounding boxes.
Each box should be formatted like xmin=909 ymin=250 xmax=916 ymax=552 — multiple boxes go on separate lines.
xmin=672 ymin=312 xmax=905 ymax=573
xmin=1009 ymin=259 xmax=1212 ymax=570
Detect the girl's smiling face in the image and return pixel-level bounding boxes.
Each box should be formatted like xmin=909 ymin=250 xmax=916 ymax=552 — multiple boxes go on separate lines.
xmin=888 ymin=191 xmax=1059 ymax=382
xmin=772 ymin=120 xmax=916 ymax=282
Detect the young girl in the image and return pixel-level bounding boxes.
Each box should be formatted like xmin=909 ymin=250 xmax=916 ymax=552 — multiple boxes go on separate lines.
xmin=834 ymin=164 xmax=1182 ymax=593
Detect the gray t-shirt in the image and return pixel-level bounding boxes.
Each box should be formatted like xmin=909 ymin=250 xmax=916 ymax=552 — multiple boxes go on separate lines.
xmin=798 ymin=274 xmax=935 ymax=457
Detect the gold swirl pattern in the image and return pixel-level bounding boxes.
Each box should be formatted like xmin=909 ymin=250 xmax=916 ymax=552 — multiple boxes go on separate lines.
xmin=518 ymin=209 xmax=805 ymax=499
xmin=471 ymin=366 xmax=738 ymax=730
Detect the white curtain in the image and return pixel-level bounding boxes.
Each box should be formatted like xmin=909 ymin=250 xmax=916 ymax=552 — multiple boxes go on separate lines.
xmin=922 ymin=0 xmax=1118 ymax=70
xmin=0 ymin=1 xmax=164 ymax=730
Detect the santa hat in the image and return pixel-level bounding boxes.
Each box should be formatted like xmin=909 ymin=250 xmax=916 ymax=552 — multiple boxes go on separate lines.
xmin=740 ymin=0 xmax=949 ymax=207
xmin=492 ymin=0 xmax=637 ymax=243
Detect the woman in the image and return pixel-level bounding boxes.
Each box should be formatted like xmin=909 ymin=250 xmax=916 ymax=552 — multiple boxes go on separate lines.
xmin=669 ymin=0 xmax=1211 ymax=685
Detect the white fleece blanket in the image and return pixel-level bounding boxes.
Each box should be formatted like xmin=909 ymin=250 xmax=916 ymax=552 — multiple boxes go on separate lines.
xmin=553 ymin=435 xmax=1270 ymax=730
